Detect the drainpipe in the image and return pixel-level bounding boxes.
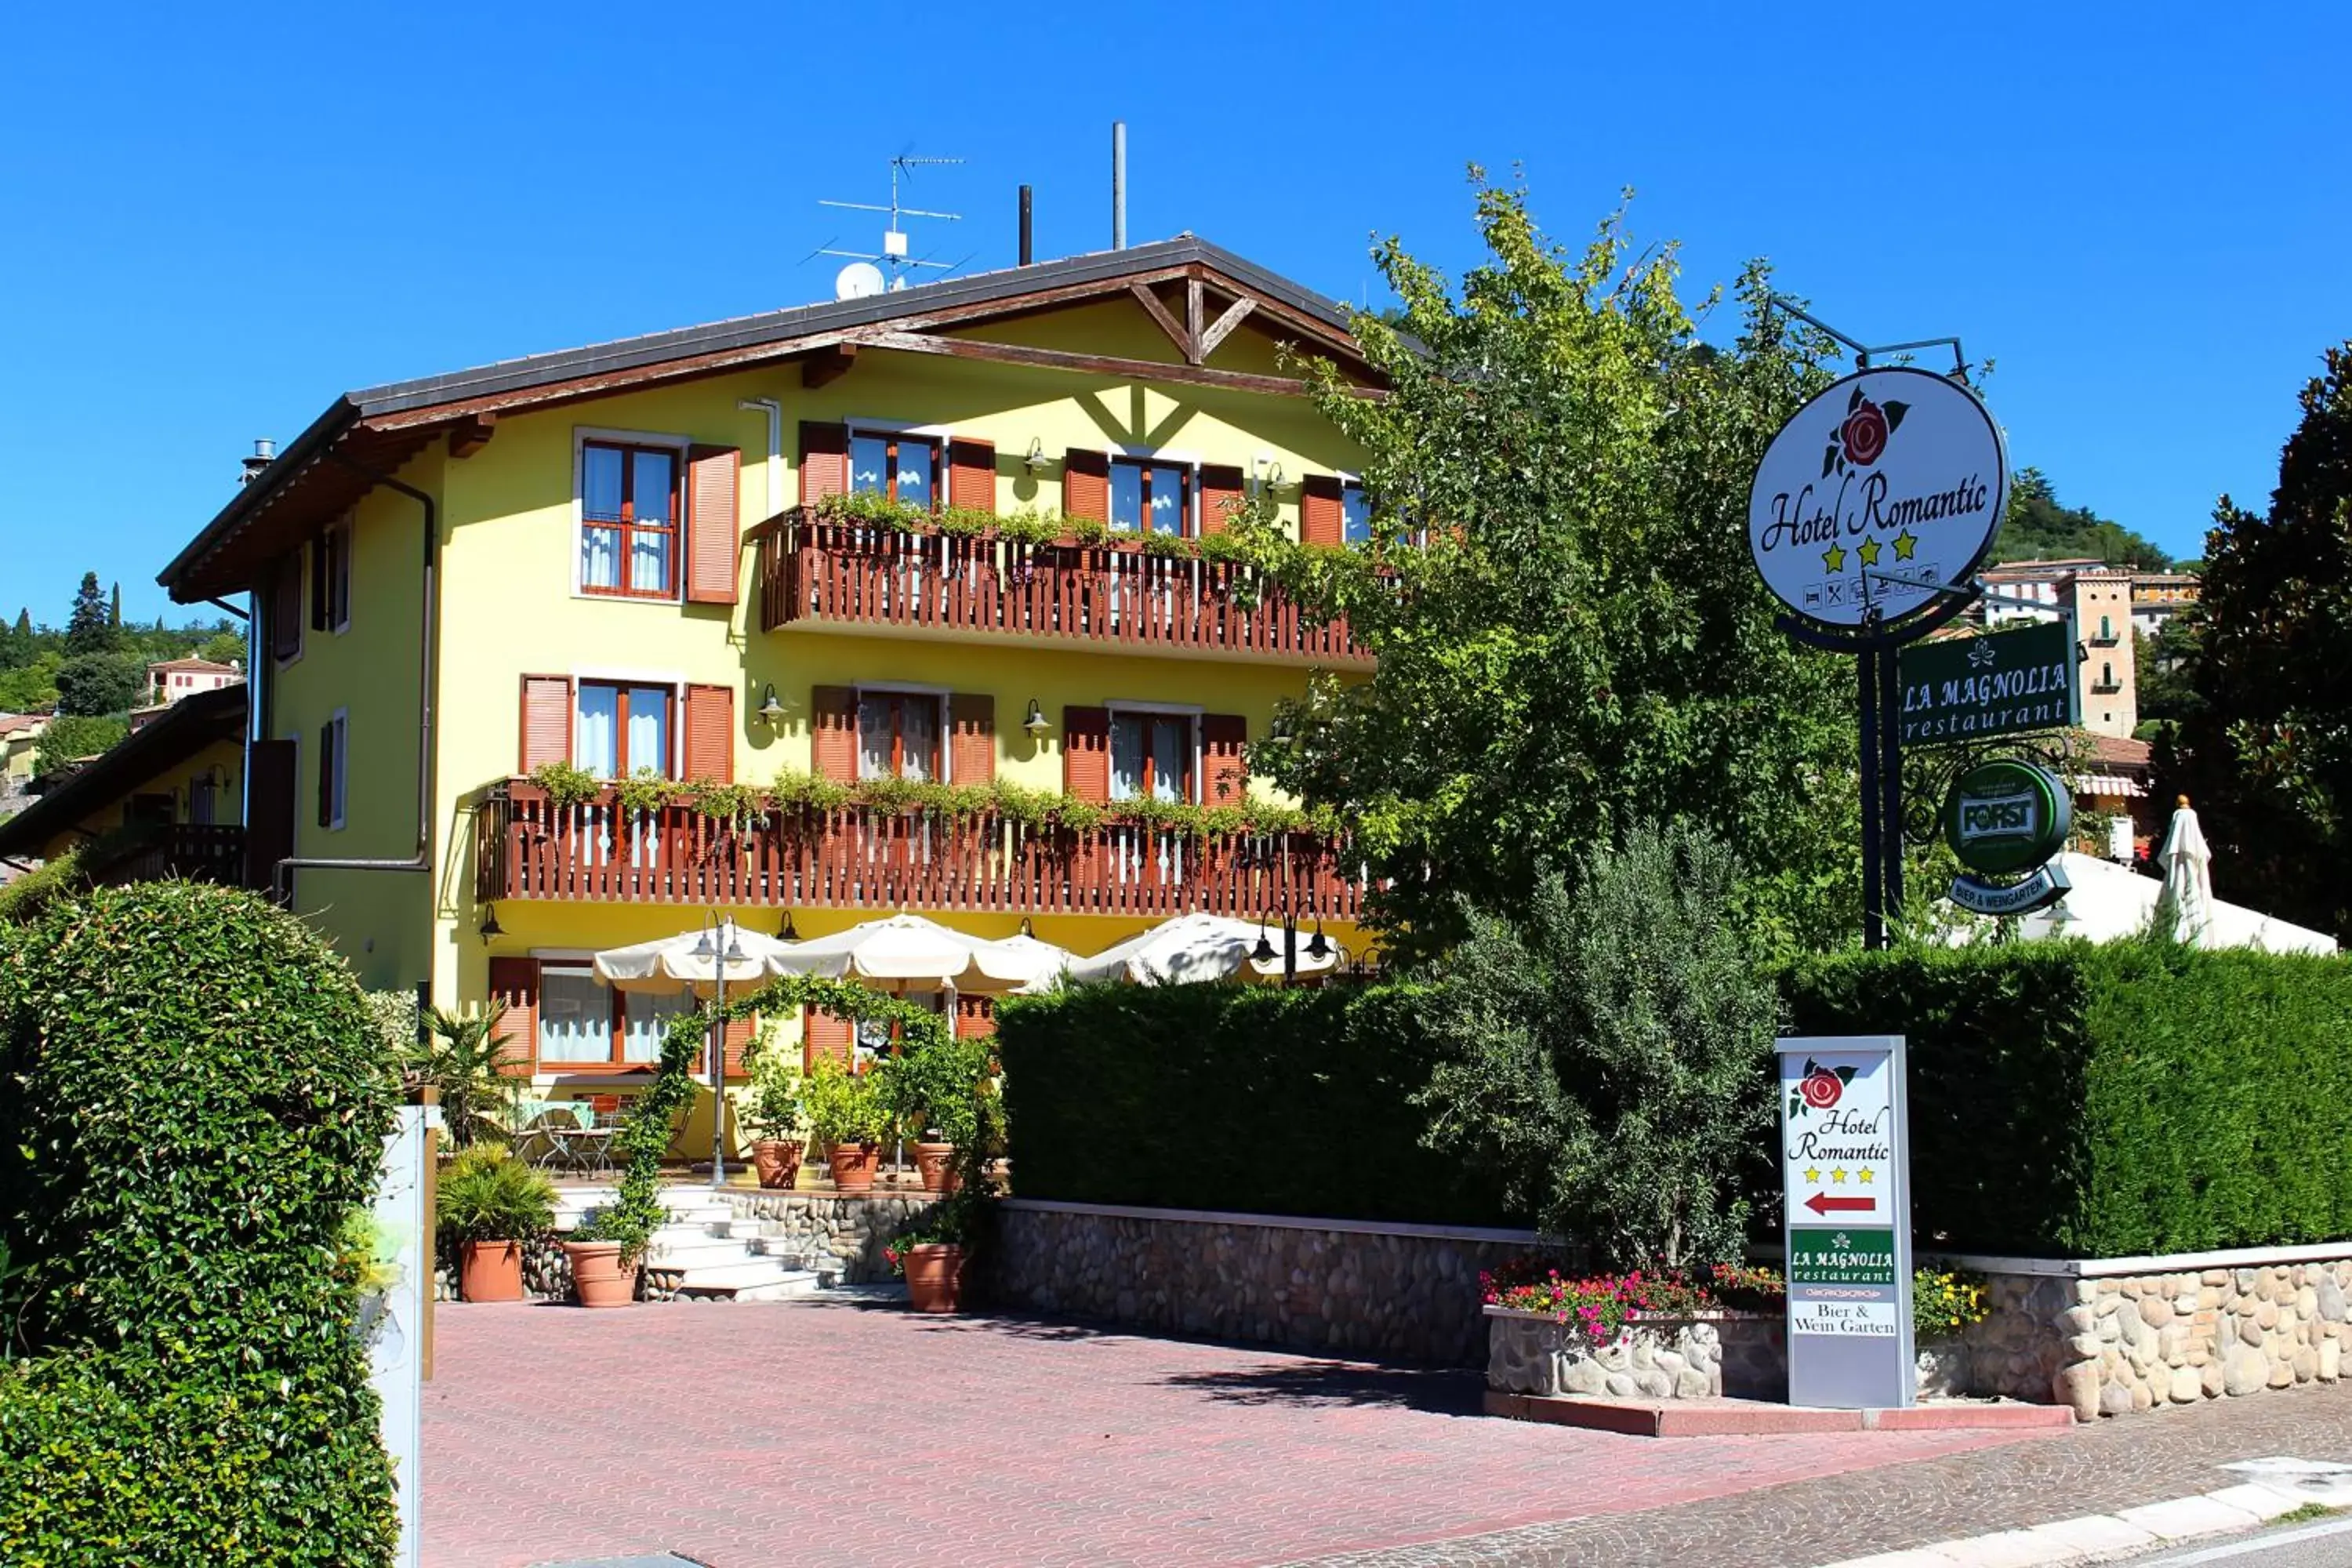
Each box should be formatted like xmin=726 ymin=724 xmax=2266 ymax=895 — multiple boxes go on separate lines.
xmin=737 ymin=398 xmax=784 ymax=516
xmin=269 ymin=452 xmax=439 ymax=898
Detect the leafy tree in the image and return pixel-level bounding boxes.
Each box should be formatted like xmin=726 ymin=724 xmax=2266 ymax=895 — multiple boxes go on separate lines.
xmin=1238 ymin=183 xmax=1859 ymax=960
xmin=2135 ymin=616 xmax=2204 ymax=727
xmin=31 ymin=715 xmax=126 ymax=778
xmin=2161 ymin=342 xmax=2352 ymax=939
xmin=405 ymin=1004 xmax=523 ymax=1149
xmin=62 ymin=573 xmax=117 ymax=659
xmin=197 ymin=630 xmax=247 ymax=666
xmin=0 ymin=654 xmax=56 ymax=715
xmin=1412 ymin=822 xmax=1777 ymax=1269
xmin=52 ymin=651 xmax=144 ymax=717
xmin=107 ymin=581 xmax=120 ymax=629
xmin=1995 ymin=467 xmax=2172 ymax=569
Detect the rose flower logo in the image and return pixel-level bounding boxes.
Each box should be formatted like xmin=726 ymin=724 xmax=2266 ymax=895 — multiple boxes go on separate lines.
xmin=1788 ymin=1057 xmax=1857 ymax=1120
xmin=1821 ymin=386 xmax=1911 ymax=477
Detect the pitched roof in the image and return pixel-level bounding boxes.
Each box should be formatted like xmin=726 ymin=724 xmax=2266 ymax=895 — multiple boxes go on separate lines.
xmin=2078 ymin=732 xmax=2153 ymax=771
xmin=158 ymin=236 xmax=1372 ymax=602
xmin=147 ymin=657 xmax=240 ymax=673
xmin=0 ymin=714 xmax=47 ymax=737
xmin=0 ymin=683 xmax=245 ymax=858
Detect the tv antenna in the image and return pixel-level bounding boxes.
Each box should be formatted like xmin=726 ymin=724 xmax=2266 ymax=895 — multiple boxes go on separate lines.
xmin=816 ymin=154 xmax=970 ymax=296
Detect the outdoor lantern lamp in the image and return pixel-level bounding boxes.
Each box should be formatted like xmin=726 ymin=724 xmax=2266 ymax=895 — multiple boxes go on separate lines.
xmin=779 ymin=910 xmax=800 ymax=941
xmin=1305 ymin=920 xmax=1330 ymax=961
xmin=695 ymin=913 xmax=749 ymax=1189
xmin=756 ymin=683 xmax=786 ymax=726
xmin=477 ymin=903 xmax=503 ymax=943
xmin=1022 ymin=437 xmax=1047 ymax=472
xmin=1022 ymin=699 xmax=1051 ymax=736
xmin=1251 ymin=923 xmax=1278 ymax=966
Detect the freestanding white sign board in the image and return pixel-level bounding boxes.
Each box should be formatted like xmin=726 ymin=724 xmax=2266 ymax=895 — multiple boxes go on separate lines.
xmin=368 ymin=1105 xmax=434 ymax=1568
xmin=1776 ymin=1036 xmax=1915 ymax=1409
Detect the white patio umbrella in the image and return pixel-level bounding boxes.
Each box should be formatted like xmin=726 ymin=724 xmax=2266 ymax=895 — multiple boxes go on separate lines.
xmin=592 ymin=920 xmax=799 ymax=994
xmin=2154 ymin=797 xmax=2216 ymax=946
xmin=1965 ymin=852 xmax=2336 ymax=955
xmin=764 ymin=913 xmax=1075 ymax=995
xmin=1065 ymin=912 xmax=1345 ymax=986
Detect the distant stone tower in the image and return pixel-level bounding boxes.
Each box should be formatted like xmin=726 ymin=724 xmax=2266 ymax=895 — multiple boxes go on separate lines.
xmin=2069 ymin=568 xmax=2138 ymax=739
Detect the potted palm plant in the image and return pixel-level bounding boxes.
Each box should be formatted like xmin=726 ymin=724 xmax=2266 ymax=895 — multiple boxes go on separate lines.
xmin=437 ymin=1144 xmax=556 ymax=1303
xmin=805 ymin=1055 xmax=891 ymax=1193
xmin=405 ymin=1003 xmax=522 ymax=1149
xmin=743 ymin=1044 xmax=807 ymax=1191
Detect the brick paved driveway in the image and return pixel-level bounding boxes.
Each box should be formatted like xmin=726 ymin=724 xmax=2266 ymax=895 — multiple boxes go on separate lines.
xmin=422 ymin=1299 xmax=2044 ymax=1568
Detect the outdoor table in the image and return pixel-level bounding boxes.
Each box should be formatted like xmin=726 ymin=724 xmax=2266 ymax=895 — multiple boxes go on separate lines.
xmin=550 ymin=1123 xmax=617 ymax=1176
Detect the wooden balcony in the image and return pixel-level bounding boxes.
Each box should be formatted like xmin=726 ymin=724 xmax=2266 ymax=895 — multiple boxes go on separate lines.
xmin=475 ymin=781 xmax=1368 ymax=921
xmin=756 ymin=512 xmax=1371 ymax=663
xmin=89 ymin=822 xmax=247 ymax=889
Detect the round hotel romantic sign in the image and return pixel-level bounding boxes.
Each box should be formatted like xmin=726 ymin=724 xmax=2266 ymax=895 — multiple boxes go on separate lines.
xmin=1747 ymin=367 xmax=2008 ymax=630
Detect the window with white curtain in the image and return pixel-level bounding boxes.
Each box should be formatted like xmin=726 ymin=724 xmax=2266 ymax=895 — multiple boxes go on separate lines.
xmin=622 ymin=988 xmax=689 ymax=1065
xmin=539 ymin=965 xmax=610 ymax=1064
xmin=580 ymin=440 xmax=679 ymax=598
xmin=575 ymin=682 xmax=673 ymax=778
xmin=1110 ymin=711 xmax=1193 ymax=803
xmin=857 ymin=691 xmax=943 ymax=781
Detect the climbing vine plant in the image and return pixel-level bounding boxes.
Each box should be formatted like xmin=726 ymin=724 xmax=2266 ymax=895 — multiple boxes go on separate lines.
xmin=590 ymin=975 xmax=952 ymax=1261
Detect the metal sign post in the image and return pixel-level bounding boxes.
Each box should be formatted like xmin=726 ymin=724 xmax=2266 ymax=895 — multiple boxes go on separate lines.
xmin=1777 ymin=1036 xmax=1915 ymax=1408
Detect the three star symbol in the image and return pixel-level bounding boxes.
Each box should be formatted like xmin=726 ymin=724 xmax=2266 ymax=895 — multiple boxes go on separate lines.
xmin=1820 ymin=543 xmax=1847 ymax=572
xmin=1802 ymin=1167 xmax=1822 ymax=1185
xmin=1858 ymin=1167 xmax=1876 ymax=1185
xmin=1893 ymin=530 xmax=1918 ymax=561
xmin=1830 ymin=1168 xmax=1848 ymax=1185
xmin=1857 ymin=538 xmax=1882 ymax=568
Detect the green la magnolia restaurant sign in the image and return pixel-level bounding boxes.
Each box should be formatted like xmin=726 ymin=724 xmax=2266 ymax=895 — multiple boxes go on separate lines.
xmin=1896 ymin=620 xmax=2078 ymax=746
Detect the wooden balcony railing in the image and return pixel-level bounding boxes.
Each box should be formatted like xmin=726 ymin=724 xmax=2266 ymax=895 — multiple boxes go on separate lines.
xmin=756 ymin=512 xmax=1370 ymax=663
xmin=89 ymin=822 xmax=247 ymax=889
xmin=476 ymin=782 xmax=1369 ymax=920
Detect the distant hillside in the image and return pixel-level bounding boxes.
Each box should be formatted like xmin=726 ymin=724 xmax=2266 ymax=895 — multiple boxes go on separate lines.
xmin=1993 ymin=467 xmax=2175 ymax=571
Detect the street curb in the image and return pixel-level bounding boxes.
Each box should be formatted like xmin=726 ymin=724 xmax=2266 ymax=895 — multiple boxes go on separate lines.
xmin=1811 ymin=1482 xmax=2309 ymax=1566
xmin=1483 ymin=1388 xmax=2076 ymax=1438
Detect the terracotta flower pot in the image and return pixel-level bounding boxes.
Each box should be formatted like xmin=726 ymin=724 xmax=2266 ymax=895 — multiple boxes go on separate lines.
xmin=913 ymin=1141 xmax=958 ymax=1194
xmin=458 ymin=1239 xmax=524 ymax=1303
xmin=751 ymin=1138 xmax=803 ymax=1191
xmin=826 ymin=1141 xmax=877 ymax=1193
xmin=902 ymin=1243 xmax=966 ymax=1313
xmin=563 ymin=1240 xmax=637 ymax=1308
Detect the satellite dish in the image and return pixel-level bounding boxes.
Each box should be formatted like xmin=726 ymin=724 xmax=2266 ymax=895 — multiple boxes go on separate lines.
xmin=834 ymin=262 xmax=886 ymax=301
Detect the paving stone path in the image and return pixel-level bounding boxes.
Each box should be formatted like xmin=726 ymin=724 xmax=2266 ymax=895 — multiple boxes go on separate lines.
xmin=423 ymin=1298 xmax=2041 ymax=1566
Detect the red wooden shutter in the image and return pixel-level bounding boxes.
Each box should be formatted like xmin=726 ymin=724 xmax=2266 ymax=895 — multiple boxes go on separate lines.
xmin=316 ymin=720 xmax=336 ymax=827
xmin=1201 ymin=713 xmax=1247 ymax=805
xmin=487 ymin=956 xmax=541 ymax=1077
xmin=948 ymin=439 xmax=996 ymax=513
xmin=1199 ymin=464 xmax=1244 ymax=535
xmin=309 ymin=534 xmax=330 ymax=631
xmin=518 ymin=675 xmax=572 ymax=774
xmin=810 ymin=685 xmax=858 ymax=782
xmin=800 ymin=422 xmax=850 ymax=505
xmin=1062 ymin=706 xmax=1110 ymax=803
xmin=1063 ymin=449 xmax=1109 ymax=521
xmin=244 ymin=739 xmax=295 ymax=894
xmin=1301 ymin=475 xmax=1345 ymax=546
xmin=270 ymin=555 xmax=303 ymax=661
xmin=684 ymin=444 xmax=742 ymax=604
xmin=683 ymin=683 xmax=735 ymax=783
xmin=956 ymin=995 xmax=996 ymax=1040
xmin=949 ymin=693 xmax=995 ymax=785
xmin=724 ymin=1012 xmax=757 ymax=1081
xmin=803 ymin=1004 xmax=855 ymax=1073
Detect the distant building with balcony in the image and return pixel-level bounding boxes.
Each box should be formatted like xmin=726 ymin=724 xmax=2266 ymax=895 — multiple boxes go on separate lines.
xmin=2130 ymin=572 xmax=2201 ymax=641
xmin=154 ymin=237 xmax=1385 ymax=1150
xmin=147 ymin=655 xmax=242 ymax=707
xmin=0 ymin=683 xmax=247 ymax=888
xmin=1978 ymin=559 xmax=2140 ymax=739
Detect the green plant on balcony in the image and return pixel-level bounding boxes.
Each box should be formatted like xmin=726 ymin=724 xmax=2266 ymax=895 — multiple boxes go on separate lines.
xmin=1067 ymin=515 xmax=1110 ymax=546
xmin=996 ymin=508 xmax=1071 ymax=546
xmin=527 ymin=760 xmax=601 ymax=810
xmin=771 ymin=767 xmax=855 ymax=811
xmin=615 ymin=766 xmax=679 ymax=818
xmin=1137 ymin=530 xmax=1191 ymax=558
xmin=683 ymin=778 xmax=764 ymax=830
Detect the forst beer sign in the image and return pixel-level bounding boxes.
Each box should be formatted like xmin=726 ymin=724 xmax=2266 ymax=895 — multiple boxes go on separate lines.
xmin=1942 ymin=758 xmax=2074 ymax=916
xmin=1747 ymin=367 xmax=2009 ymax=630
xmin=1777 ymin=1036 xmax=1915 ymax=1407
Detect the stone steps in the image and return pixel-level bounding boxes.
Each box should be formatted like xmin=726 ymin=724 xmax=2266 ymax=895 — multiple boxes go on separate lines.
xmin=674 ymin=1259 xmax=825 ymax=1301
xmin=547 ymin=1189 xmax=826 ymax=1301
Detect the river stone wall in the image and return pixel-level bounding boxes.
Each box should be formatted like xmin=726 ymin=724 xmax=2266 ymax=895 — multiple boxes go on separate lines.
xmin=1486 ymin=1308 xmax=1787 ymax=1400
xmin=724 ymin=1192 xmax=939 ymax=1284
xmin=983 ymin=1200 xmax=1539 ymax=1365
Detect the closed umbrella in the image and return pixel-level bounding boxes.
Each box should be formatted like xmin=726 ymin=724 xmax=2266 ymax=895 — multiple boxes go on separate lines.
xmin=2154 ymin=797 xmax=2216 ymax=946
xmin=1066 ymin=912 xmax=1344 ymax=986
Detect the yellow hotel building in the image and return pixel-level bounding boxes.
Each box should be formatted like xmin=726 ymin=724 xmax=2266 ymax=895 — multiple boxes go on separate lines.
xmin=157 ymin=237 xmax=1382 ymax=1146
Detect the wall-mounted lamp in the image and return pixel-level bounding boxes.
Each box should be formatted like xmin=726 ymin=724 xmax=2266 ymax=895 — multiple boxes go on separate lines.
xmin=755 ymin=682 xmax=786 ymax=726
xmin=779 ymin=910 xmax=801 ymax=942
xmin=1022 ymin=437 xmax=1048 ymax=473
xmin=1251 ymin=455 xmax=1286 ymax=495
xmin=1022 ymin=699 xmax=1051 ymax=736
xmin=1018 ymin=916 xmax=1036 ymax=939
xmin=477 ymin=903 xmax=504 ymax=944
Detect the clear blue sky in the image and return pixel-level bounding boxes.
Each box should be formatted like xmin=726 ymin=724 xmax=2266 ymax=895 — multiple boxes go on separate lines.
xmin=3 ymin=2 xmax=2344 ymax=625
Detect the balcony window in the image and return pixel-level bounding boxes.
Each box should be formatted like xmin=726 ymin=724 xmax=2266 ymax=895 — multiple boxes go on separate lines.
xmin=1112 ymin=711 xmax=1193 ymax=803
xmin=539 ymin=960 xmax=686 ymax=1068
xmin=850 ymin=432 xmax=938 ymax=509
xmin=581 ymin=441 xmax=679 ymax=598
xmin=858 ymin=691 xmax=942 ymax=782
xmin=1341 ymin=481 xmax=1373 ymax=545
xmin=1111 ymin=459 xmax=1191 ymax=537
xmin=576 ymin=682 xmax=672 ymax=779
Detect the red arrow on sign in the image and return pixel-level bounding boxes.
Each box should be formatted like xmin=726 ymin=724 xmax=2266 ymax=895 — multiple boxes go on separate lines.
xmin=1805 ymin=1192 xmax=1877 ymax=1215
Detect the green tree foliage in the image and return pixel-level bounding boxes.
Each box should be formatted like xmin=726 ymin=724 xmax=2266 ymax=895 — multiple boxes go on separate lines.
xmin=1995 ymin=467 xmax=2173 ymax=569
xmin=30 ymin=714 xmax=126 ymax=778
xmin=405 ymin=1004 xmax=522 ymax=1149
xmin=198 ymin=630 xmax=247 ymax=666
xmin=51 ymin=651 xmax=144 ymax=717
xmin=62 ymin=573 xmax=117 ymax=659
xmin=2161 ymin=343 xmax=2352 ymax=939
xmin=0 ymin=654 xmax=60 ymax=716
xmin=2135 ymin=616 xmax=2203 ymax=729
xmin=1413 ymin=823 xmax=1778 ymax=1269
xmin=1236 ymin=185 xmax=1860 ymax=960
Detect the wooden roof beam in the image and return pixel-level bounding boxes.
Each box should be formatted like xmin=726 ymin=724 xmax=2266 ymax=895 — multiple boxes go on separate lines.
xmin=801 ymin=344 xmax=858 ymax=389
xmin=851 ymin=330 xmax=1382 ymax=400
xmin=1128 ymin=284 xmax=1192 ymax=359
xmin=446 ymin=412 xmax=497 ymax=459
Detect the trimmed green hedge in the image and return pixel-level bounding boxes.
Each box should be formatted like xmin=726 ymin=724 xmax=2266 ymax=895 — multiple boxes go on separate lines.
xmin=0 ymin=883 xmax=400 ymax=1564
xmin=995 ymin=984 xmax=1515 ymax=1227
xmin=1782 ymin=942 xmax=2352 ymax=1257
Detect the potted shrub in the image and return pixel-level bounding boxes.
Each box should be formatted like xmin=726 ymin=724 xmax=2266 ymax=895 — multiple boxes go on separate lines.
xmin=562 ymin=1209 xmax=642 ymax=1308
xmin=887 ymin=1191 xmax=981 ymax=1313
xmin=884 ymin=1032 xmax=989 ymax=1193
xmin=743 ymin=1042 xmax=807 ymax=1191
xmin=805 ymin=1054 xmax=891 ymax=1193
xmin=1912 ymin=1265 xmax=1991 ymax=1397
xmin=437 ymin=1145 xmax=556 ymax=1303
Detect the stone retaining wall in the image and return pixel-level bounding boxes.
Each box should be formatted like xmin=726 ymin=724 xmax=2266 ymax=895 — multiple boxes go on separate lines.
xmin=983 ymin=1200 xmax=1539 ymax=1365
xmin=1486 ymin=1308 xmax=1787 ymax=1400
xmin=724 ymin=1192 xmax=939 ymax=1284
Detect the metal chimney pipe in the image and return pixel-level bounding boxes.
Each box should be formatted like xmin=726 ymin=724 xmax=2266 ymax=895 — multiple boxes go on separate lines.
xmin=1112 ymin=122 xmax=1127 ymax=249
xmin=1019 ymin=184 xmax=1033 ymax=265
